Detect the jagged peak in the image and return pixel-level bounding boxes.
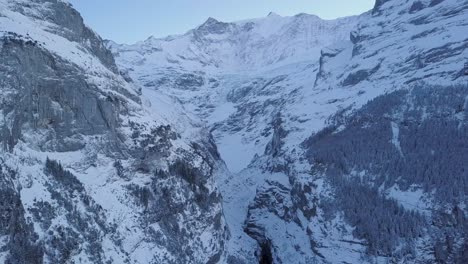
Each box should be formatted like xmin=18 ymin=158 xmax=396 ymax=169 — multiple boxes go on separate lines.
xmin=267 ymin=11 xmax=281 ymax=18
xmin=196 ymin=16 xmax=231 ymax=35
xmin=200 ymin=17 xmax=221 ymax=26
xmin=373 ymin=0 xmax=393 ymax=13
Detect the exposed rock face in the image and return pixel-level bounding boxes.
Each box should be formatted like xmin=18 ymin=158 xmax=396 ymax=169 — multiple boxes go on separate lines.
xmin=373 ymin=0 xmax=392 ymax=13
xmin=264 ymin=113 xmax=287 ymax=158
xmin=0 ymin=0 xmax=227 ymax=263
xmin=10 ymin=0 xmax=119 ymax=73
xmin=0 ymin=33 xmax=121 ymax=152
xmin=341 ymin=63 xmax=380 ymax=86
xmin=196 ymin=17 xmax=232 ymax=36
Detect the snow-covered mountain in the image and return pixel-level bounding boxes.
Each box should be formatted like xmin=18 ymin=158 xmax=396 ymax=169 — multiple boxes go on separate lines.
xmin=1 ymin=0 xmax=467 ymax=263
xmin=109 ymin=13 xmax=362 ymax=172
xmin=108 ymin=13 xmax=358 ymax=73
xmin=0 ymin=0 xmax=227 ymax=263
xmin=111 ymin=0 xmax=468 ymax=263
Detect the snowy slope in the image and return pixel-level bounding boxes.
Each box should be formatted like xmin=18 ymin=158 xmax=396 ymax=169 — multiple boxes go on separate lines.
xmin=111 ymin=0 xmax=468 ymax=263
xmin=110 ymin=13 xmax=362 ymax=172
xmin=110 ymin=13 xmax=358 ymax=73
xmin=0 ymin=1 xmax=227 ymax=263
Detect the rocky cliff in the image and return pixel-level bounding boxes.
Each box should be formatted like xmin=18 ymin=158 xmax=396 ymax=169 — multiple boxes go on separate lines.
xmin=0 ymin=0 xmax=227 ymax=263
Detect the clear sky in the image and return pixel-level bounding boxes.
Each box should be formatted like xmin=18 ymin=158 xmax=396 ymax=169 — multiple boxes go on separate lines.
xmin=69 ymin=0 xmax=375 ymax=44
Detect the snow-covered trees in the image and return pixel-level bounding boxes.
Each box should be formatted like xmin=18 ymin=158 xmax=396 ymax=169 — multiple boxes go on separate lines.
xmin=322 ymin=174 xmax=425 ymax=256
xmin=305 ymin=84 xmax=468 ymax=260
xmin=0 ymin=162 xmax=43 ymax=264
xmin=45 ymin=158 xmax=84 ymax=193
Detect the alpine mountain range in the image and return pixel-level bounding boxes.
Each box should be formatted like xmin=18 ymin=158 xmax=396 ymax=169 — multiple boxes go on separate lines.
xmin=0 ymin=0 xmax=467 ymax=263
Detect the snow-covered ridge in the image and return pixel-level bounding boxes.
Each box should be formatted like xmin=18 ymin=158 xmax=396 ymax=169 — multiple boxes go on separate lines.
xmin=0 ymin=0 xmax=139 ymax=100
xmin=110 ymin=12 xmax=360 ymax=73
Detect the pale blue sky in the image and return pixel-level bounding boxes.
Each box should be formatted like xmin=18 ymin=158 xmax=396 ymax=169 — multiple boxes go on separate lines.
xmin=69 ymin=0 xmax=375 ymax=44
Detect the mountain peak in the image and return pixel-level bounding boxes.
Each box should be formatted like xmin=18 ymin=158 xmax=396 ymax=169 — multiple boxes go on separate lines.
xmin=373 ymin=0 xmax=393 ymax=13
xmin=267 ymin=11 xmax=281 ymax=18
xmin=196 ymin=17 xmax=231 ymax=35
xmin=204 ymin=17 xmax=219 ymax=24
